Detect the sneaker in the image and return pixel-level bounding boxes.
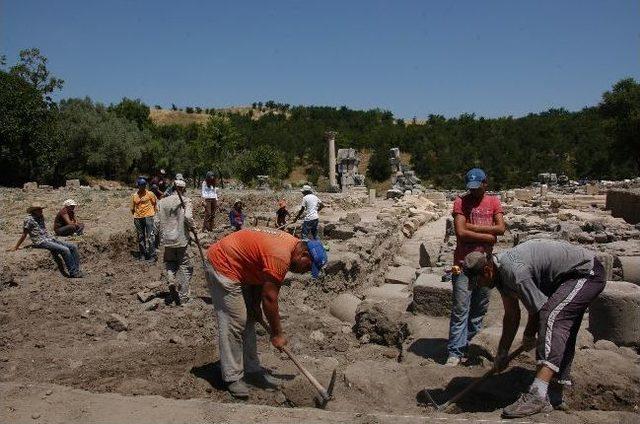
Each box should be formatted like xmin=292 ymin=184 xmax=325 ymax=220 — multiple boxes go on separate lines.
xmin=227 ymin=379 xmax=250 ymax=399
xmin=444 ymin=356 xmax=461 ymax=367
xmin=502 ymin=392 xmax=553 ymax=418
xmin=245 ymin=371 xmax=279 ymax=391
xmin=70 ymin=271 xmax=85 ymax=278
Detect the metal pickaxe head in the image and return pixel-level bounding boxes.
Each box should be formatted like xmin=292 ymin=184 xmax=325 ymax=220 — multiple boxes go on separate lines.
xmin=316 ymin=369 xmax=337 ymax=409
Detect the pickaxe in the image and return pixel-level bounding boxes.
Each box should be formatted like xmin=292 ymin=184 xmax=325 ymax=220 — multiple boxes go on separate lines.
xmin=424 ymin=345 xmax=527 ymax=412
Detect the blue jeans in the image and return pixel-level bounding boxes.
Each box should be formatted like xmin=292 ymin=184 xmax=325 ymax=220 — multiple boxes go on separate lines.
xmin=447 ymin=271 xmax=490 ymax=358
xmin=134 ymin=217 xmax=156 ymax=260
xmin=35 ymin=239 xmax=81 ymax=276
xmin=301 ymin=219 xmax=319 ymax=240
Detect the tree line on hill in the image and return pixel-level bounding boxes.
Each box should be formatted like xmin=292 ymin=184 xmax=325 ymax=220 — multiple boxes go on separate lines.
xmin=1 ymin=48 xmax=638 ymax=190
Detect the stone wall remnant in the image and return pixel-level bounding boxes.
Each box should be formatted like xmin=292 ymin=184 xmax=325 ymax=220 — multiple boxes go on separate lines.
xmin=606 ymin=189 xmax=640 ymax=225
xmin=589 ymin=281 xmax=640 ymax=348
xmin=336 ymin=148 xmax=365 ymax=190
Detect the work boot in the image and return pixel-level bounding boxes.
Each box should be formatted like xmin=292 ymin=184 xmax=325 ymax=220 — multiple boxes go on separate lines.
xmin=70 ymin=271 xmax=85 ymax=279
xmin=227 ymin=379 xmax=250 ymax=399
xmin=245 ymin=371 xmax=280 ymax=391
xmin=502 ymin=391 xmax=553 ymax=418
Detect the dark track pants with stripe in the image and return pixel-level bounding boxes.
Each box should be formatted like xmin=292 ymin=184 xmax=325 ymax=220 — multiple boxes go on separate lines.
xmin=537 ymin=259 xmax=606 ymax=385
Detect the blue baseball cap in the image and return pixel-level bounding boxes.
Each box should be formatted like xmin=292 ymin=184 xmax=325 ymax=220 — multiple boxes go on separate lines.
xmin=465 ymin=168 xmax=486 ymax=189
xmin=136 ymin=177 xmax=147 ymax=187
xmin=306 ymin=240 xmax=328 ymax=279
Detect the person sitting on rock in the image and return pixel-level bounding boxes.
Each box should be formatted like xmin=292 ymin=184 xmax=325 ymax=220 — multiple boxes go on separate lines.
xmin=446 ymin=168 xmax=505 ymax=367
xmin=462 ymin=239 xmax=606 ymax=418
xmin=229 ymin=200 xmax=245 ymax=231
xmin=54 ymin=199 xmax=85 ymax=236
xmin=7 ymin=203 xmax=84 ymax=278
xmin=205 ymin=227 xmax=327 ymax=398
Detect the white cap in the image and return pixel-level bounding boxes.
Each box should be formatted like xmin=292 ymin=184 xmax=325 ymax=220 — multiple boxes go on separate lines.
xmin=175 ymin=173 xmax=184 ymax=180
xmin=63 ymin=199 xmax=77 ymax=207
xmin=301 ymin=184 xmax=313 ymax=193
xmin=175 ymin=179 xmax=186 ymax=188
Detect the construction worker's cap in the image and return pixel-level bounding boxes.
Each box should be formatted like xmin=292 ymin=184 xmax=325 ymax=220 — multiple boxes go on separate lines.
xmin=301 ymin=184 xmax=313 ymax=193
xmin=462 ymin=251 xmax=490 ymax=288
xmin=306 ymin=240 xmax=328 ymax=279
xmin=63 ymin=199 xmax=77 ymax=207
xmin=175 ymin=179 xmax=186 ymax=188
xmin=136 ymin=178 xmax=147 ymax=187
xmin=27 ymin=203 xmax=45 ymax=213
xmin=465 ymin=168 xmax=486 ymax=189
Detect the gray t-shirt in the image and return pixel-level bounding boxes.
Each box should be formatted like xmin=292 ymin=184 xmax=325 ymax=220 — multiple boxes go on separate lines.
xmin=495 ymin=239 xmax=595 ymax=313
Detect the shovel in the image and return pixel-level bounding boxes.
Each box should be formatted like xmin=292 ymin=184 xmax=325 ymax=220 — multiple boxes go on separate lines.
xmin=424 ymin=345 xmax=527 ymax=412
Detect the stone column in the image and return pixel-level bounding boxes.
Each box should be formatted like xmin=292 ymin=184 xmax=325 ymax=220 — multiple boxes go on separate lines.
xmin=325 ymin=131 xmax=337 ymax=189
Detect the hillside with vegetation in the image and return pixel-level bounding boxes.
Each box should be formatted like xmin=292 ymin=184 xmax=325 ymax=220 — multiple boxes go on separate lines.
xmin=1 ymin=49 xmax=639 ymax=190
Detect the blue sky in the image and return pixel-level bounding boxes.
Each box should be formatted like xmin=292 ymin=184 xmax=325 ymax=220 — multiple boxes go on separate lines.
xmin=2 ymin=0 xmax=638 ymax=118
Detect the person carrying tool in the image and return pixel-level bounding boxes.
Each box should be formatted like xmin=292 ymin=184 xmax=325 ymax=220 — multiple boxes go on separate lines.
xmin=54 ymin=199 xmax=85 ymax=236
xmin=131 ymin=177 xmax=158 ymax=262
xmin=446 ymin=168 xmax=505 ymax=366
xmin=201 ymin=171 xmax=219 ymax=232
xmin=8 ymin=203 xmax=84 ymax=278
xmin=462 ymin=239 xmax=606 ymax=418
xmin=205 ymin=227 xmax=327 ymax=398
xmin=155 ymin=179 xmax=194 ymax=305
xmin=294 ymin=184 xmax=323 ymax=240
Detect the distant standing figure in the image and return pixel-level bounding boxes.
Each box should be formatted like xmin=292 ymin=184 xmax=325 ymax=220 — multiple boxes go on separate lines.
xmin=164 ymin=172 xmax=184 ymax=197
xmin=202 ymin=171 xmax=219 ymax=232
xmin=54 ymin=199 xmax=85 ymax=236
xmin=229 ymin=200 xmax=245 ymax=231
xmin=8 ymin=203 xmax=84 ymax=278
xmin=131 ymin=178 xmax=158 ymax=261
xmin=276 ymin=199 xmax=290 ymax=228
xmin=155 ymin=179 xmax=194 ymax=305
xmin=294 ymin=185 xmax=324 ymax=240
xmin=150 ymin=169 xmax=168 ymax=199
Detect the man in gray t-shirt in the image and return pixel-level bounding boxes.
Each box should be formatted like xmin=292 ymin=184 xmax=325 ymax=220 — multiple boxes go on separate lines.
xmin=462 ymin=239 xmax=605 ymax=418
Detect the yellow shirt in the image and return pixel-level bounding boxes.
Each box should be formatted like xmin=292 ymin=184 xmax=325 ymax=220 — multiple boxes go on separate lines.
xmin=131 ymin=190 xmax=157 ymax=218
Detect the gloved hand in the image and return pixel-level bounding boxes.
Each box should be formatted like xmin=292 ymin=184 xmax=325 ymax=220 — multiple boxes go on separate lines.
xmin=522 ymin=334 xmax=537 ymax=351
xmin=493 ymin=349 xmax=509 ymax=372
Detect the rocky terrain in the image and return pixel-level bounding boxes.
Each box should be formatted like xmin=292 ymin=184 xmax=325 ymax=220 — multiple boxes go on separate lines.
xmin=1 ymin=183 xmax=639 ymax=423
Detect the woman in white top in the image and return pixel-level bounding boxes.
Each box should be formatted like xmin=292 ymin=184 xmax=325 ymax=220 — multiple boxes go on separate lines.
xmin=202 ymin=171 xmax=219 ymax=231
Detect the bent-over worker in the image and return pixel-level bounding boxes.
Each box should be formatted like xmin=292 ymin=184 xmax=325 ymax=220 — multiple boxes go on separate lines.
xmin=462 ymin=239 xmax=606 ymax=418
xmin=205 ymin=227 xmax=327 ymax=399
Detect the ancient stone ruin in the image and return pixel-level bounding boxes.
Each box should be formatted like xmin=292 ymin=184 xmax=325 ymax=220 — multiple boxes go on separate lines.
xmin=387 ymin=147 xmax=426 ymax=198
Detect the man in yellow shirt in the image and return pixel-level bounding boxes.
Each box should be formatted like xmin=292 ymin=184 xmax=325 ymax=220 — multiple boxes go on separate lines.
xmin=131 ymin=178 xmax=158 ymax=262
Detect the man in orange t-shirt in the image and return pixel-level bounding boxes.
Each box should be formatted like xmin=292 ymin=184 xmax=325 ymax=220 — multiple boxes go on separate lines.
xmin=206 ymin=227 xmax=327 ymax=399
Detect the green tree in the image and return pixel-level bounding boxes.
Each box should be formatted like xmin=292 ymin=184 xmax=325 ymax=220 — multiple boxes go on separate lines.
xmin=109 ymin=97 xmax=151 ymax=130
xmin=367 ymin=146 xmax=392 ymax=182
xmin=235 ymin=145 xmax=288 ymax=184
xmin=9 ymin=48 xmax=63 ymax=103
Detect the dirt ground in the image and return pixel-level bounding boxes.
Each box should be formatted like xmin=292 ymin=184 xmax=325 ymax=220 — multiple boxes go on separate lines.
xmin=1 ymin=186 xmax=638 ymax=423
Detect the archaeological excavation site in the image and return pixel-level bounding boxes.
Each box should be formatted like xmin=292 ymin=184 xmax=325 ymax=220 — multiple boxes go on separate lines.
xmin=1 ymin=174 xmax=639 ymax=424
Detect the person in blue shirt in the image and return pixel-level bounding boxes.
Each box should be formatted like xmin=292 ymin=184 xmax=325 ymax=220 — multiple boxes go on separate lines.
xmin=229 ymin=200 xmax=245 ymax=231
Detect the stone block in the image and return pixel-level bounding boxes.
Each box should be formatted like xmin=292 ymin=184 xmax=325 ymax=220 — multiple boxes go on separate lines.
xmin=384 ymin=265 xmax=416 ymax=285
xmin=364 ymin=284 xmax=410 ymax=303
xmin=419 ymin=242 xmax=434 ymax=267
xmin=619 ymin=256 xmax=640 ymax=285
xmin=341 ymin=212 xmax=361 ymax=225
xmin=595 ymin=252 xmax=614 ymax=281
xmin=66 ymin=179 xmax=81 ymax=189
xmin=514 ymin=189 xmax=534 ymax=202
xmin=606 ymin=189 xmax=640 ymax=225
xmin=410 ymin=272 xmax=452 ymax=317
xmin=106 ymin=313 xmax=129 ymax=332
xmin=23 ymin=182 xmax=38 ymax=190
xmin=329 ymin=293 xmax=361 ymax=324
xmin=323 ymin=223 xmax=355 ymax=240
xmin=585 ymin=184 xmax=599 ymax=195
xmin=354 ymin=299 xmax=409 ymax=347
xmin=589 ymin=281 xmax=640 ymax=347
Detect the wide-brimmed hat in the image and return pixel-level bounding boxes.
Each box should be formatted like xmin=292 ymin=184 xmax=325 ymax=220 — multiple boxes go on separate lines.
xmin=175 ymin=179 xmax=186 ymax=188
xmin=63 ymin=199 xmax=77 ymax=207
xmin=301 ymin=184 xmax=313 ymax=193
xmin=27 ymin=203 xmax=45 ymax=213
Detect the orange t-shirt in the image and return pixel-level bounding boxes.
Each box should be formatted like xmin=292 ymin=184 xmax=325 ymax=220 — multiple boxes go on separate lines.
xmin=208 ymin=227 xmax=299 ymax=285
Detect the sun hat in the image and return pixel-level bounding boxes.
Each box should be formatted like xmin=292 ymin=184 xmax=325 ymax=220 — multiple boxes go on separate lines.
xmin=63 ymin=199 xmax=77 ymax=207
xmin=306 ymin=240 xmax=328 ymax=279
xmin=175 ymin=173 xmax=184 ymax=181
xmin=301 ymin=184 xmax=313 ymax=193
xmin=175 ymin=179 xmax=186 ymax=188
xmin=27 ymin=203 xmax=45 ymax=213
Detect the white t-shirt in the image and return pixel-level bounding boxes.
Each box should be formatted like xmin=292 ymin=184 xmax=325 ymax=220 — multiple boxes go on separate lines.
xmin=300 ymin=193 xmax=321 ymax=221
xmin=201 ymin=181 xmax=218 ymax=199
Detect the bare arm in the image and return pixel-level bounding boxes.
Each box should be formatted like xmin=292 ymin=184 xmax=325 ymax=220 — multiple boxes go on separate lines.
xmin=465 ymin=213 xmax=506 ymax=235
xmin=8 ymin=230 xmax=29 ymax=251
xmin=262 ymin=279 xmax=285 ymax=348
xmin=498 ymin=293 xmax=521 ymax=354
xmin=61 ymin=211 xmax=73 ymax=226
xmin=454 ymin=214 xmax=497 ymax=244
xmin=317 ymin=201 xmax=324 ymax=212
xmin=293 ymin=207 xmax=305 ymax=222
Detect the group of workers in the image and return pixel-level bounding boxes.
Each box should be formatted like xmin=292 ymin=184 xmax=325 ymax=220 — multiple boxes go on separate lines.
xmin=6 ymin=166 xmax=606 ymax=419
